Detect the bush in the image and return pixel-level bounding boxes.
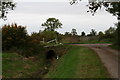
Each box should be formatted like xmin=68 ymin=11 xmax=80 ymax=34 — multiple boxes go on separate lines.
xmin=2 ymin=23 xmax=44 ymax=57
xmin=2 ymin=24 xmax=27 ymax=51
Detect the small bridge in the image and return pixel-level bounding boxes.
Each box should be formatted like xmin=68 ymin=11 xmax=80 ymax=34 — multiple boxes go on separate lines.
xmin=40 ymin=38 xmax=63 ymax=48
xmin=41 ymin=38 xmax=63 ymax=61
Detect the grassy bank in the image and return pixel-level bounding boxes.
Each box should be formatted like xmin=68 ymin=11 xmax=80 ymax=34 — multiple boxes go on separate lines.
xmin=44 ymin=46 xmax=110 ymax=78
xmin=2 ymin=52 xmax=46 ymax=78
xmin=2 ymin=45 xmax=70 ymax=78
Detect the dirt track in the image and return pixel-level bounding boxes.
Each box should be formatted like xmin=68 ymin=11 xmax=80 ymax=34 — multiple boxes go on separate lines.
xmin=73 ymin=44 xmax=119 ymax=78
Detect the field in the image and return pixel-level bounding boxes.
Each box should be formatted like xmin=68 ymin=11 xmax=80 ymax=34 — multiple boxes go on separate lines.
xmin=44 ymin=46 xmax=110 ymax=78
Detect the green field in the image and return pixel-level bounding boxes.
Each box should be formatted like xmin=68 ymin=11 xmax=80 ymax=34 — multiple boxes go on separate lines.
xmin=44 ymin=46 xmax=110 ymax=78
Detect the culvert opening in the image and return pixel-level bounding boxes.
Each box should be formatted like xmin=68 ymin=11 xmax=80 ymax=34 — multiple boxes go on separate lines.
xmin=46 ymin=50 xmax=57 ymax=60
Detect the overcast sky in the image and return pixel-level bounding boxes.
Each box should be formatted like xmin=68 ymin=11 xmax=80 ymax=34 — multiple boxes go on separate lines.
xmin=0 ymin=0 xmax=118 ymax=35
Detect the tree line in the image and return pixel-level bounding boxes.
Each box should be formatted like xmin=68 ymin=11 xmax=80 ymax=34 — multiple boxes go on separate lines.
xmin=70 ymin=0 xmax=120 ymax=49
xmin=1 ymin=0 xmax=120 ymax=56
xmin=2 ymin=17 xmax=119 ymax=58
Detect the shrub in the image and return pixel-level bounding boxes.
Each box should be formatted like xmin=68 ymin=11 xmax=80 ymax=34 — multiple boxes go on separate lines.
xmin=2 ymin=23 xmax=27 ymax=51
xmin=2 ymin=23 xmax=44 ymax=57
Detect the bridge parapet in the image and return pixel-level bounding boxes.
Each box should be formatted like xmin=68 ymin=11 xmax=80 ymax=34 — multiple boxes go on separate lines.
xmin=41 ymin=38 xmax=63 ymax=48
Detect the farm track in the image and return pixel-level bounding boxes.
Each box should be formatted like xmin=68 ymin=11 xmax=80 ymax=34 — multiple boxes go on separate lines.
xmin=73 ymin=44 xmax=119 ymax=78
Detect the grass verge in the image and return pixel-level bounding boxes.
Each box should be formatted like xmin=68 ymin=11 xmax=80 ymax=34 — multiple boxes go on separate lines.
xmin=2 ymin=52 xmax=45 ymax=78
xmin=44 ymin=45 xmax=110 ymax=78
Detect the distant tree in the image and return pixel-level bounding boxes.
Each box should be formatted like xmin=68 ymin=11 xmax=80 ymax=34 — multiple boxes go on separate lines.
xmin=0 ymin=0 xmax=16 ymax=20
xmin=70 ymin=0 xmax=120 ymax=48
xmin=103 ymin=27 xmax=116 ymax=42
xmin=66 ymin=0 xmax=120 ymax=48
xmin=90 ymin=29 xmax=97 ymax=36
xmin=98 ymin=31 xmax=104 ymax=41
xmin=65 ymin=32 xmax=69 ymax=35
xmin=71 ymin=28 xmax=77 ymax=36
xmin=98 ymin=31 xmax=104 ymax=36
xmin=41 ymin=18 xmax=62 ymax=31
xmin=87 ymin=34 xmax=92 ymax=36
xmin=81 ymin=32 xmax=85 ymax=36
xmin=105 ymin=27 xmax=116 ymax=35
xmin=65 ymin=32 xmax=71 ymax=36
